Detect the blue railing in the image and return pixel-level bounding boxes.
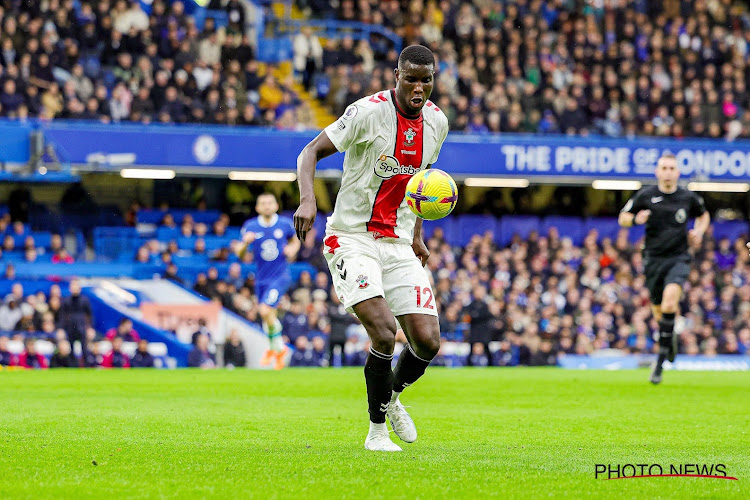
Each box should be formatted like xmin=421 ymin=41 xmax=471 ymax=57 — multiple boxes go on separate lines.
xmin=273 ymin=19 xmax=402 ymax=53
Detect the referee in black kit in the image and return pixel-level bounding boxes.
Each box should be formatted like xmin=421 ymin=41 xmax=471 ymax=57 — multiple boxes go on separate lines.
xmin=618 ymin=153 xmax=711 ymax=384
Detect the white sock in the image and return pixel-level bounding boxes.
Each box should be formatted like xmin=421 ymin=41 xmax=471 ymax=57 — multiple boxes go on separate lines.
xmin=390 ymin=391 xmax=401 ymax=404
xmin=271 ymin=335 xmax=285 ymax=352
xmin=368 ymin=421 xmax=387 ymax=435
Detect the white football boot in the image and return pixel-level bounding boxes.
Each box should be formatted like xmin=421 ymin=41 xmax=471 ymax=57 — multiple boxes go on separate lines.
xmin=387 ymin=399 xmax=417 ymax=443
xmin=364 ymin=423 xmax=402 ymax=452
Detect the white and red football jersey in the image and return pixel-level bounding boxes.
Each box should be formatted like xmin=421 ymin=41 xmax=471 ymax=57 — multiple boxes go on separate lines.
xmin=323 ymin=89 xmax=449 ymax=242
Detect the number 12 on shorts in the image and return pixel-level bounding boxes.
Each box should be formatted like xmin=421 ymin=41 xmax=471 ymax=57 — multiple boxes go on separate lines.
xmin=414 ymin=286 xmax=434 ymax=309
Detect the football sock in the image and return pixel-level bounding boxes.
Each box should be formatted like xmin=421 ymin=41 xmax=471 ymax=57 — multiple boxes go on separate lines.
xmin=658 ymin=313 xmax=676 ymax=356
xmin=368 ymin=421 xmax=387 ymax=435
xmin=263 ymin=319 xmax=285 ymax=352
xmin=364 ymin=346 xmax=394 ymax=424
xmin=392 ymin=343 xmax=433 ymax=395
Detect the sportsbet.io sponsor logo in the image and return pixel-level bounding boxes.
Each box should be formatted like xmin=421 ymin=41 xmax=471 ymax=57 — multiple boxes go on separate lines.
xmin=374 ymin=154 xmax=422 ymax=179
xmin=193 ymin=135 xmax=219 ymax=164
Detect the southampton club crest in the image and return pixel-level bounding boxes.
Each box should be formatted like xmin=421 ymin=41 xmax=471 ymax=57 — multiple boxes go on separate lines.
xmin=356 ymin=274 xmax=369 ymax=289
xmin=403 ymin=127 xmax=417 ymax=147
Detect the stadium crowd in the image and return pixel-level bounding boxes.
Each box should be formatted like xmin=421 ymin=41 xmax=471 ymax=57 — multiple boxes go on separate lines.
xmin=0 ymin=0 xmax=315 ymax=129
xmin=126 ymin=210 xmax=750 ymax=367
xmin=2 ymin=0 xmax=750 ymax=139
xmin=297 ymin=0 xmax=750 ymax=139
xmin=3 ymin=207 xmax=750 ymax=368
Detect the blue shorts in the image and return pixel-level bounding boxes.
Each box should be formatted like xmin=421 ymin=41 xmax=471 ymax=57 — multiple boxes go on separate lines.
xmin=256 ymin=276 xmax=292 ymax=308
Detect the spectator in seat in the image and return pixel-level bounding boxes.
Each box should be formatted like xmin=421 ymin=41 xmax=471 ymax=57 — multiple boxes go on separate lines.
xmin=223 ymin=329 xmax=246 ymax=368
xmin=281 ymin=301 xmax=309 ymax=345
xmin=468 ymin=342 xmax=489 ymax=367
xmin=106 ymin=317 xmax=141 ymax=342
xmin=529 ymin=340 xmax=558 ymax=366
xmin=0 ymin=336 xmax=15 ymax=366
xmin=50 ymin=340 xmax=78 ymax=368
xmin=59 ymin=279 xmax=92 ymax=352
xmin=102 ymin=336 xmax=131 ymax=368
xmin=310 ymin=336 xmax=327 ymax=367
xmin=164 ymin=263 xmax=184 ymax=285
xmin=290 ymin=336 xmax=312 ymax=367
xmin=191 ymin=318 xmax=212 ymax=346
xmin=293 ymin=26 xmax=323 ymax=91
xmin=131 ymin=339 xmax=155 ymax=368
xmin=0 ymin=295 xmax=23 ymax=331
xmin=52 ymin=248 xmax=74 ymax=264
xmin=327 ymin=291 xmax=354 ymax=367
xmin=17 ymin=338 xmax=49 ymax=369
xmin=188 ymin=333 xmax=216 ymax=368
xmin=346 ymin=339 xmax=369 ymax=366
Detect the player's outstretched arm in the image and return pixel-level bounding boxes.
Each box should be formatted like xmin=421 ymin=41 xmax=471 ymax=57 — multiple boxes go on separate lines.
xmin=294 ymin=131 xmax=338 ymax=242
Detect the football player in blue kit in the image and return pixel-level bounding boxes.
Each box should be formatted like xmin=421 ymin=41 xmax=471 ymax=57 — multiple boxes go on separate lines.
xmin=238 ymin=193 xmax=300 ymax=369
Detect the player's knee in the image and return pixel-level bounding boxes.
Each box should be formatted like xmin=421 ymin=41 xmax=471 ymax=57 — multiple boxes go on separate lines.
xmin=370 ymin=333 xmax=395 ymax=355
xmin=411 ymin=324 xmax=440 ymax=359
xmin=414 ymin=336 xmax=440 ymax=360
xmin=361 ymin=318 xmax=397 ymax=354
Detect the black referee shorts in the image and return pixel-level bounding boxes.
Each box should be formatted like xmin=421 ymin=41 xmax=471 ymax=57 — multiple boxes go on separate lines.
xmin=644 ymin=253 xmax=691 ymax=305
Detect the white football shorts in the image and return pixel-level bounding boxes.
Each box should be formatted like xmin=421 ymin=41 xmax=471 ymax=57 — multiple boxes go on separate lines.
xmin=323 ymin=231 xmax=438 ymax=318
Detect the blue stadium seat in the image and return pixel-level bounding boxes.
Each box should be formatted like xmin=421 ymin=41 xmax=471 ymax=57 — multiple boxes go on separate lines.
xmin=541 ymin=216 xmax=585 ymax=245
xmin=93 ymin=227 xmax=140 ymax=261
xmin=156 ymin=227 xmax=180 ymax=240
xmin=423 ymin=217 xmax=458 ymax=245
xmin=627 ymin=223 xmax=645 ymax=244
xmin=203 ymin=236 xmax=232 ymax=251
xmin=138 ymin=209 xmax=222 ymax=226
xmin=456 ymin=214 xmax=497 ymax=246
xmin=499 ymin=215 xmax=541 ymax=246
xmin=584 ymin=217 xmax=621 ymax=242
xmin=177 ymin=236 xmax=197 ymax=250
xmin=712 ymin=221 xmax=749 ymax=242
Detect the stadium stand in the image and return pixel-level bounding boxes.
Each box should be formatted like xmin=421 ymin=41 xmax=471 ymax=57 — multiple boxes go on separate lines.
xmin=2 ymin=0 xmax=748 ymax=139
xmin=299 ymin=0 xmax=750 ymax=139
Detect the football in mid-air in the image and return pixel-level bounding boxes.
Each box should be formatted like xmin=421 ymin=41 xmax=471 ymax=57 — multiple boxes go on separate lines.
xmin=405 ymin=168 xmax=459 ymax=220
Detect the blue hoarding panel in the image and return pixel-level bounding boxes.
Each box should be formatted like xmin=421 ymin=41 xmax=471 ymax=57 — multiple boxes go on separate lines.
xmin=16 ymin=120 xmax=750 ymax=180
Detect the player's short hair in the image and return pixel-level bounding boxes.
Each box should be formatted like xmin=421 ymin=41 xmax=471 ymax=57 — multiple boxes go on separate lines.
xmin=660 ymin=153 xmax=676 ymax=160
xmin=256 ymin=192 xmax=277 ymax=202
xmin=398 ymin=45 xmax=435 ymax=69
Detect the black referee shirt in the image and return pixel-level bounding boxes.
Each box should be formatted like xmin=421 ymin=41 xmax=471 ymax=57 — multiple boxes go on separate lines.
xmin=622 ymin=185 xmax=706 ymax=258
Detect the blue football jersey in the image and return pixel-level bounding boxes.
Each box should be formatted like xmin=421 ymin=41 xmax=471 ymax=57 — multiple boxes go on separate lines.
xmin=240 ymin=214 xmax=296 ymax=282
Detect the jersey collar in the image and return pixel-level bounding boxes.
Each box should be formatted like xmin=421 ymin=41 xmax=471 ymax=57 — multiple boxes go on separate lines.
xmin=258 ymin=214 xmax=278 ymax=228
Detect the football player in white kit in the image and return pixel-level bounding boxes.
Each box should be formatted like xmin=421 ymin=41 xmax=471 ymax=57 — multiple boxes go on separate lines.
xmin=295 ymin=45 xmax=449 ymax=452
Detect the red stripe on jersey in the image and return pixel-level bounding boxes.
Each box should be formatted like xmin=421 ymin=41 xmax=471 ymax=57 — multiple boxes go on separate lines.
xmin=367 ymin=101 xmax=424 ymax=238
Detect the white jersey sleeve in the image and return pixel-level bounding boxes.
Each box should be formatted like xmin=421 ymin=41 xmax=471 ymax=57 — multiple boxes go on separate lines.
xmin=324 ymin=101 xmax=379 ymax=152
xmin=429 ymin=111 xmax=450 ymax=165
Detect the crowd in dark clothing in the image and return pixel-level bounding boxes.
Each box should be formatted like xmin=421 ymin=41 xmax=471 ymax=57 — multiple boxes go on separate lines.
xmin=4 ymin=0 xmax=750 ymax=140
xmin=183 ymin=215 xmax=750 ymax=368
xmin=303 ymin=0 xmax=750 ymax=140
xmin=0 ymin=0 xmax=314 ymax=129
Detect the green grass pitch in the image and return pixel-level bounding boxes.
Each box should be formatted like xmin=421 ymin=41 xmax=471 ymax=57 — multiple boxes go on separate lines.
xmin=1 ymin=368 xmax=748 ymax=499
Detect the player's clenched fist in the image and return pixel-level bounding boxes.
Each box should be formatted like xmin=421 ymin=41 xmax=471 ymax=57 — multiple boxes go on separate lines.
xmin=634 ymin=209 xmax=651 ymax=225
xmin=294 ymin=200 xmax=316 ymax=242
